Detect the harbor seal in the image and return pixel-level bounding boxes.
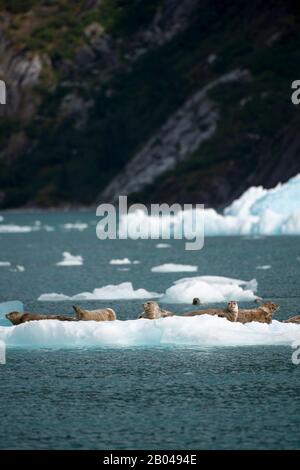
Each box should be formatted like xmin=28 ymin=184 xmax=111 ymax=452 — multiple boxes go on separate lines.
xmin=283 ymin=315 xmax=300 ymax=324
xmin=73 ymin=305 xmax=116 ymax=321
xmin=192 ymin=297 xmax=201 ymax=305
xmin=237 ymin=301 xmax=279 ymax=324
xmin=6 ymin=311 xmax=76 ymax=325
xmin=138 ymin=301 xmax=174 ymax=319
xmin=183 ymin=301 xmax=238 ymax=322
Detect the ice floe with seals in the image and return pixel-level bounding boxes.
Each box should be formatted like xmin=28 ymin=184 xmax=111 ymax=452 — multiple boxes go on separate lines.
xmin=1 ymin=315 xmax=300 ymax=349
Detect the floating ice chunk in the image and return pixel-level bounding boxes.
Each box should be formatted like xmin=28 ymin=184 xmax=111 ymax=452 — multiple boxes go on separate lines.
xmin=0 ymin=215 xmax=3 ymax=222
xmin=1 ymin=316 xmax=300 ymax=349
xmin=9 ymin=265 xmax=25 ymax=272
xmin=117 ymin=268 xmax=130 ymax=271
xmin=56 ymin=252 xmax=83 ymax=266
xmin=109 ymin=258 xmax=140 ymax=265
xmin=38 ymin=282 xmax=161 ymax=301
xmin=16 ymin=265 xmax=25 ymax=272
xmin=156 ymin=243 xmax=171 ymax=248
xmin=44 ymin=225 xmax=55 ymax=232
xmin=0 ymin=224 xmax=36 ymax=233
xmin=110 ymin=258 xmax=131 ymax=265
xmin=0 ymin=261 xmax=11 ymax=267
xmin=161 ymin=275 xmax=257 ymax=303
xmin=62 ymin=223 xmax=88 ymax=231
xmin=256 ymin=265 xmax=271 ymax=270
xmin=119 ymin=174 xmax=300 ymax=236
xmin=151 ymin=264 xmax=198 ymax=273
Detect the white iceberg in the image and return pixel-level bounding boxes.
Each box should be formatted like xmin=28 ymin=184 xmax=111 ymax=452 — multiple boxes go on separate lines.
xmin=151 ymin=263 xmax=198 ymax=273
xmin=109 ymin=258 xmax=131 ymax=265
xmin=1 ymin=316 xmax=300 ymax=349
xmin=56 ymin=252 xmax=83 ymax=266
xmin=38 ymin=282 xmax=161 ymax=301
xmin=109 ymin=258 xmax=140 ymax=265
xmin=0 ymin=224 xmax=36 ymax=233
xmin=62 ymin=223 xmax=88 ymax=231
xmin=9 ymin=265 xmax=25 ymax=272
xmin=156 ymin=243 xmax=171 ymax=248
xmin=119 ymin=174 xmax=300 ymax=236
xmin=256 ymin=265 xmax=271 ymax=270
xmin=0 ymin=261 xmax=11 ymax=267
xmin=161 ymin=275 xmax=257 ymax=303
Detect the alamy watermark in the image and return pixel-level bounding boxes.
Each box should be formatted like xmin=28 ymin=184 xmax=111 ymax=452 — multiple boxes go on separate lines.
xmin=291 ymin=80 xmax=300 ymax=105
xmin=96 ymin=196 xmax=205 ymax=250
xmin=0 ymin=80 xmax=6 ymax=105
xmin=291 ymin=340 xmax=300 ymax=365
xmin=0 ymin=340 xmax=6 ymax=365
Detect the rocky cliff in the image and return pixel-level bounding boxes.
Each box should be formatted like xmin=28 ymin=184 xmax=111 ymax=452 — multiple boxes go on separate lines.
xmin=0 ymin=0 xmax=300 ymax=208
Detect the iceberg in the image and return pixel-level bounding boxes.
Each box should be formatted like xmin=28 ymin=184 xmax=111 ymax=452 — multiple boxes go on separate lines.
xmin=38 ymin=282 xmax=161 ymax=301
xmin=156 ymin=243 xmax=171 ymax=248
xmin=161 ymin=276 xmax=257 ymax=303
xmin=109 ymin=258 xmax=140 ymax=265
xmin=151 ymin=264 xmax=198 ymax=273
xmin=62 ymin=223 xmax=88 ymax=231
xmin=0 ymin=224 xmax=36 ymax=233
xmin=256 ymin=265 xmax=271 ymax=270
xmin=119 ymin=174 xmax=300 ymax=236
xmin=56 ymin=252 xmax=83 ymax=266
xmin=1 ymin=316 xmax=300 ymax=349
xmin=0 ymin=261 xmax=11 ymax=267
xmin=109 ymin=258 xmax=131 ymax=265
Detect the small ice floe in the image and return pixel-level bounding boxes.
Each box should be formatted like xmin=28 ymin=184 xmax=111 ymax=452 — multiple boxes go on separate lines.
xmin=10 ymin=265 xmax=25 ymax=272
xmin=62 ymin=223 xmax=88 ymax=231
xmin=151 ymin=264 xmax=198 ymax=273
xmin=109 ymin=258 xmax=140 ymax=265
xmin=156 ymin=243 xmax=171 ymax=248
xmin=56 ymin=252 xmax=83 ymax=266
xmin=44 ymin=225 xmax=55 ymax=232
xmin=161 ymin=276 xmax=258 ymax=303
xmin=2 ymin=317 xmax=300 ymax=349
xmin=0 ymin=224 xmax=36 ymax=233
xmin=256 ymin=265 xmax=271 ymax=270
xmin=117 ymin=268 xmax=130 ymax=271
xmin=38 ymin=282 xmax=161 ymax=301
xmin=0 ymin=261 xmax=11 ymax=267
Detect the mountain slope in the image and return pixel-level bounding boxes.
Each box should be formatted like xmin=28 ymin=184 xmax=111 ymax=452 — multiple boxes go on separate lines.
xmin=0 ymin=0 xmax=300 ymax=208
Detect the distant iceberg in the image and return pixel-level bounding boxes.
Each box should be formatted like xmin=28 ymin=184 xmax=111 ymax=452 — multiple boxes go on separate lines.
xmin=56 ymin=252 xmax=83 ymax=266
xmin=38 ymin=281 xmax=161 ymax=301
xmin=109 ymin=258 xmax=140 ymax=265
xmin=1 ymin=316 xmax=300 ymax=349
xmin=119 ymin=174 xmax=300 ymax=236
xmin=62 ymin=223 xmax=88 ymax=231
xmin=161 ymin=276 xmax=257 ymax=303
xmin=151 ymin=264 xmax=198 ymax=273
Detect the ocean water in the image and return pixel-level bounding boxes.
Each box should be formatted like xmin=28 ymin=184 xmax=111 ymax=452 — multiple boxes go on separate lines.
xmin=0 ymin=211 xmax=300 ymax=449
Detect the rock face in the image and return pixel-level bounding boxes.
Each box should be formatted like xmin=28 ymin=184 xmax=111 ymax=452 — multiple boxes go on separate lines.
xmin=101 ymin=69 xmax=250 ymax=202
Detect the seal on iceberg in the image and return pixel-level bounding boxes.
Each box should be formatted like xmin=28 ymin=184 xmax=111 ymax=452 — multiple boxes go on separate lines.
xmin=237 ymin=301 xmax=279 ymax=324
xmin=184 ymin=301 xmax=238 ymax=322
xmin=138 ymin=301 xmax=174 ymax=319
xmin=6 ymin=311 xmax=76 ymax=325
xmin=283 ymin=315 xmax=300 ymax=324
xmin=73 ymin=305 xmax=116 ymax=321
xmin=192 ymin=297 xmax=201 ymax=305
